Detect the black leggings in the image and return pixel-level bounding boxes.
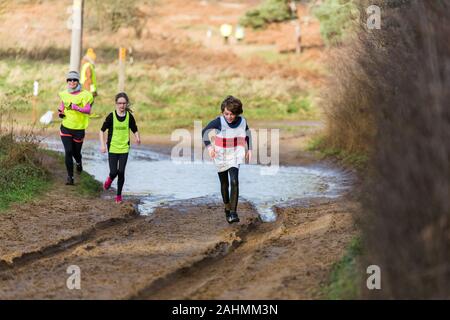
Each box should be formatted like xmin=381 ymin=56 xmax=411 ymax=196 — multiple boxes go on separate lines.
xmin=108 ymin=153 xmax=129 ymax=196
xmin=60 ymin=125 xmax=85 ymax=177
xmin=218 ymin=167 xmax=239 ymax=212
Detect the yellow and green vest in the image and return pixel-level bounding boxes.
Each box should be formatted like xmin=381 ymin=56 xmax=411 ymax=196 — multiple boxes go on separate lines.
xmin=58 ymin=90 xmax=94 ymax=130
xmin=80 ymin=62 xmax=97 ymax=93
xmin=110 ymin=111 xmax=130 ymax=154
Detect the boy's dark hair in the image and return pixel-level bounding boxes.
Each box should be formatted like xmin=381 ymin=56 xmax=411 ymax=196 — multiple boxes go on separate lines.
xmin=220 ymin=95 xmax=243 ymax=115
xmin=115 ymin=92 xmax=132 ymax=113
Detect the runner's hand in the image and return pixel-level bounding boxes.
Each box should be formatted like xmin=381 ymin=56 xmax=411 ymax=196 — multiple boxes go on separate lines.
xmin=208 ymin=147 xmax=216 ymax=159
xmin=136 ymin=137 xmax=141 ymax=145
xmin=100 ymin=145 xmax=107 ymax=154
xmin=246 ymin=150 xmax=252 ymax=163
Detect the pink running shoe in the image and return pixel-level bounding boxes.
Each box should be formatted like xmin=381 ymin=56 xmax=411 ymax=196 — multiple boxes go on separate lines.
xmin=115 ymin=195 xmax=123 ymax=204
xmin=103 ymin=177 xmax=113 ymax=190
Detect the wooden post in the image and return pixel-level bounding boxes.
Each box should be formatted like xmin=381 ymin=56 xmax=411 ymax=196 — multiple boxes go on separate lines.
xmin=69 ymin=0 xmax=84 ymax=72
xmin=295 ymin=23 xmax=302 ymax=55
xmin=118 ymin=47 xmax=127 ymax=92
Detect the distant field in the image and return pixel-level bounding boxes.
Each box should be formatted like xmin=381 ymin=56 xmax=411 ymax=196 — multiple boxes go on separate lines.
xmin=0 ymin=59 xmax=319 ymax=135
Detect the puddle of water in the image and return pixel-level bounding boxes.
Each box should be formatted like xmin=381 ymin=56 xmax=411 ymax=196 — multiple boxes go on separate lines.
xmin=42 ymin=139 xmax=350 ymax=222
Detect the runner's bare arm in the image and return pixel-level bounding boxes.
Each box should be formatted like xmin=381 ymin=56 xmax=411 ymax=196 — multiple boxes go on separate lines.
xmin=133 ymin=131 xmax=141 ymax=145
xmin=99 ymin=131 xmax=107 ymax=153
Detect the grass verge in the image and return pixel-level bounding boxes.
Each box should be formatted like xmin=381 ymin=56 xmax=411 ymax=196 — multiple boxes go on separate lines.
xmin=0 ymin=133 xmax=50 ymax=211
xmin=44 ymin=149 xmax=102 ymax=198
xmin=307 ymin=135 xmax=368 ymax=170
xmin=322 ymin=236 xmax=363 ymax=299
xmin=76 ymin=172 xmax=103 ymax=198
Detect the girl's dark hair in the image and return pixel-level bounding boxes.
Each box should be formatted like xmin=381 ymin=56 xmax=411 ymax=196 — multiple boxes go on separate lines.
xmin=115 ymin=92 xmax=133 ymax=113
xmin=220 ymin=95 xmax=243 ymax=115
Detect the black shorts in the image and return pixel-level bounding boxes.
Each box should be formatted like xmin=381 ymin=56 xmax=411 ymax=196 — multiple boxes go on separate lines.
xmin=60 ymin=125 xmax=85 ymax=143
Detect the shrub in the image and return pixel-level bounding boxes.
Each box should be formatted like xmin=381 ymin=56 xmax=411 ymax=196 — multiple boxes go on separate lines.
xmin=312 ymin=0 xmax=359 ymax=46
xmin=240 ymin=0 xmax=295 ymax=29
xmin=85 ymin=0 xmax=147 ymax=37
xmin=323 ymin=0 xmax=450 ymax=298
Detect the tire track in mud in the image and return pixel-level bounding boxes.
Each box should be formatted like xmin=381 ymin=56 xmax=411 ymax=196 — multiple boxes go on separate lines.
xmin=132 ymin=209 xmax=286 ymax=300
xmin=0 ymin=206 xmax=140 ymax=272
xmin=136 ymin=198 xmax=358 ymax=300
xmin=129 ymin=214 xmax=262 ymax=300
xmin=0 ymin=152 xmax=141 ymax=270
xmin=0 ymin=201 xmax=260 ymax=299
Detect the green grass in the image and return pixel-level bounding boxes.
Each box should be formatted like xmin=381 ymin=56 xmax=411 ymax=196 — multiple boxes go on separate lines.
xmin=0 ymin=165 xmax=51 ymax=211
xmin=312 ymin=0 xmax=359 ymax=46
xmin=76 ymin=172 xmax=103 ymax=197
xmin=0 ymin=138 xmax=101 ymax=212
xmin=44 ymin=149 xmax=102 ymax=198
xmin=0 ymin=59 xmax=318 ymax=135
xmin=322 ymin=236 xmax=363 ymax=299
xmin=0 ymin=134 xmax=51 ymax=212
xmin=307 ymin=135 xmax=368 ymax=170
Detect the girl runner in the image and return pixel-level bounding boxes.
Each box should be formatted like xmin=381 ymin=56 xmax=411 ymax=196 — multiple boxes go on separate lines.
xmin=58 ymin=71 xmax=94 ymax=185
xmin=202 ymin=96 xmax=252 ymax=224
xmin=100 ymin=92 xmax=141 ymax=203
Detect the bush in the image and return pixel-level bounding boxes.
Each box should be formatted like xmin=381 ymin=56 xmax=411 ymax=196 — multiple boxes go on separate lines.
xmin=85 ymin=0 xmax=146 ymax=37
xmin=240 ymin=0 xmax=295 ymax=29
xmin=312 ymin=0 xmax=358 ymax=46
xmin=323 ymin=0 xmax=450 ymax=298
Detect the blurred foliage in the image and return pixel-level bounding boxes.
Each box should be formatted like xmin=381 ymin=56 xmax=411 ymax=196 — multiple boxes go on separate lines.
xmin=312 ymin=0 xmax=359 ymax=46
xmin=240 ymin=0 xmax=296 ymax=29
xmin=85 ymin=0 xmax=148 ymax=37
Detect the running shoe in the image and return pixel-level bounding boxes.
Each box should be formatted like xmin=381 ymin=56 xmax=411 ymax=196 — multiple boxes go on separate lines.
xmin=76 ymin=162 xmax=83 ymax=174
xmin=226 ymin=212 xmax=240 ymax=224
xmin=66 ymin=176 xmax=74 ymax=185
xmin=115 ymin=195 xmax=123 ymax=204
xmin=103 ymin=177 xmax=113 ymax=190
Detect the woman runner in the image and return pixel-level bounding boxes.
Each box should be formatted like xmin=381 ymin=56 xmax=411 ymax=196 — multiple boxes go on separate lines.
xmin=58 ymin=71 xmax=94 ymax=185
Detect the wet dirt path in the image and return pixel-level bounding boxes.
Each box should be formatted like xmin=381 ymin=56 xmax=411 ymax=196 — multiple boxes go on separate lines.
xmin=0 ymin=200 xmax=259 ymax=299
xmin=0 ymin=192 xmax=357 ymax=299
xmin=136 ymin=198 xmax=358 ymax=300
xmin=0 ymin=133 xmax=357 ymax=299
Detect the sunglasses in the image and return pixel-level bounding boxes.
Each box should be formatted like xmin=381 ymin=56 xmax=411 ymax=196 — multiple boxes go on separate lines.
xmin=67 ymin=79 xmax=79 ymax=82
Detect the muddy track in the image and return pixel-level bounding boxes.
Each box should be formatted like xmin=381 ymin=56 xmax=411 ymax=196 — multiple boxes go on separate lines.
xmin=0 ymin=179 xmax=357 ymax=300
xmin=0 ymin=207 xmax=139 ymax=272
xmin=132 ymin=198 xmax=358 ymax=300
xmin=0 ymin=148 xmax=357 ymax=299
xmin=0 ymin=153 xmax=140 ymax=269
xmin=0 ymin=200 xmax=261 ymax=299
xmin=129 ymin=215 xmax=261 ymax=300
